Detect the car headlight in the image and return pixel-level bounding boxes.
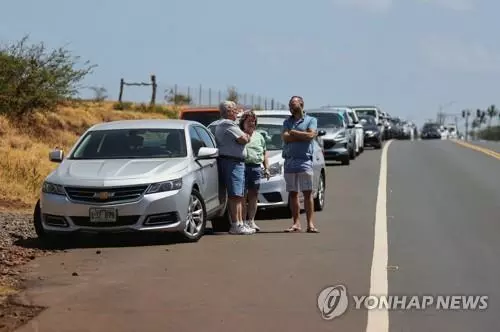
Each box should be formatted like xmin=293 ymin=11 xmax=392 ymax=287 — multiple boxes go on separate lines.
xmin=334 ymin=132 xmax=346 ymax=140
xmin=267 ymin=162 xmax=283 ymax=177
xmin=42 ymin=182 xmax=66 ymax=195
xmin=146 ymin=179 xmax=182 ymax=194
xmin=365 ymin=130 xmax=373 ymax=135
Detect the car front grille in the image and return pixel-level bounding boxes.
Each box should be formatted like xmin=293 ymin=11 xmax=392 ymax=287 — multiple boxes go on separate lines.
xmin=323 ymin=140 xmax=335 ymax=150
xmin=64 ymin=185 xmax=149 ymax=204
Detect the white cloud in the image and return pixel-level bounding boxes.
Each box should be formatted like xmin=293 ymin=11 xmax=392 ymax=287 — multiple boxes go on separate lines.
xmin=331 ymin=0 xmax=393 ymax=12
xmin=420 ymin=36 xmax=500 ymax=73
xmin=419 ymin=0 xmax=475 ymax=11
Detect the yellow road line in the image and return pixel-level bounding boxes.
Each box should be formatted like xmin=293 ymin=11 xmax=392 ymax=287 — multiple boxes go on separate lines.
xmin=452 ymin=140 xmax=500 ymax=160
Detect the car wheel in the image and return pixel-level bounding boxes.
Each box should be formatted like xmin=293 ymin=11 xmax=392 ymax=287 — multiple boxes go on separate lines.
xmin=314 ymin=172 xmax=325 ymax=211
xmin=349 ymin=147 xmax=356 ymax=160
xmin=341 ymin=156 xmax=350 ymax=165
xmin=374 ymin=142 xmax=382 ymax=149
xmin=33 ymin=200 xmax=71 ymax=248
xmin=181 ymin=189 xmax=207 ymax=242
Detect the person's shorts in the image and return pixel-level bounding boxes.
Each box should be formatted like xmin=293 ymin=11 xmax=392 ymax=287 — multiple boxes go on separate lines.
xmin=245 ymin=164 xmax=262 ymax=190
xmin=284 ymin=170 xmax=313 ymax=192
xmin=218 ymin=158 xmax=245 ymax=197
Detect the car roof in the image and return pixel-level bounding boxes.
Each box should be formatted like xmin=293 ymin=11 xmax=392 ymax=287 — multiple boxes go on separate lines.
xmin=257 ymin=117 xmax=286 ymax=126
xmin=306 ymin=108 xmax=345 ymax=114
xmin=349 ymin=105 xmax=380 ymax=109
xmin=88 ymin=119 xmax=194 ymax=131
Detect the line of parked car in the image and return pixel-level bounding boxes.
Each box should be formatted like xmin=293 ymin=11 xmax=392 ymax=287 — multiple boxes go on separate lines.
xmin=33 ymin=105 xmax=414 ymax=245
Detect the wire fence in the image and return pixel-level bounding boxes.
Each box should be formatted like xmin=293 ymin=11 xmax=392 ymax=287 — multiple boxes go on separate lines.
xmin=161 ymin=84 xmax=288 ymax=110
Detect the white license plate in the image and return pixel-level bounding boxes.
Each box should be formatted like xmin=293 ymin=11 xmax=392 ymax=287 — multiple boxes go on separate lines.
xmin=89 ymin=208 xmax=117 ymax=223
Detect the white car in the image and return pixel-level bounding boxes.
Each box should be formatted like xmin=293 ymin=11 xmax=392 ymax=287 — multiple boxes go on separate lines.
xmin=34 ymin=119 xmax=230 ymax=244
xmin=351 ymin=106 xmax=385 ymax=141
xmin=345 ymin=108 xmax=364 ymax=155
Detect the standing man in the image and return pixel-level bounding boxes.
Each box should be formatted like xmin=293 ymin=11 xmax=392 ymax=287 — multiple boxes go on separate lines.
xmin=281 ymin=96 xmax=319 ymax=233
xmin=214 ymin=101 xmax=255 ymax=235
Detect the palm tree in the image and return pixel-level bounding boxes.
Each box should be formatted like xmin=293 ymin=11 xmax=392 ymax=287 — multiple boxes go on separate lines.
xmin=471 ymin=119 xmax=479 ymax=139
xmin=486 ymin=105 xmax=498 ymax=128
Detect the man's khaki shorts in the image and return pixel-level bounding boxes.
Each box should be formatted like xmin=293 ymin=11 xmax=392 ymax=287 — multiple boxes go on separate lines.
xmin=284 ymin=171 xmax=313 ymax=192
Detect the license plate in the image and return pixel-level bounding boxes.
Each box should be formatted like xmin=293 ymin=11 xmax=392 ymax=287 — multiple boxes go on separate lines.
xmin=89 ymin=208 xmax=117 ymax=223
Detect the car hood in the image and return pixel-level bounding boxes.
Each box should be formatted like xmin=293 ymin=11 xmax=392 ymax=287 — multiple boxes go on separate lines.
xmin=267 ymin=150 xmax=283 ymax=163
xmin=363 ymin=125 xmax=379 ymax=131
xmin=46 ymin=158 xmax=190 ymax=187
xmin=318 ymin=127 xmax=346 ymax=140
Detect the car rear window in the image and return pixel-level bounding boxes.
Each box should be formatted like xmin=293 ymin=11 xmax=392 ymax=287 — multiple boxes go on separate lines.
xmin=181 ymin=112 xmax=221 ymax=126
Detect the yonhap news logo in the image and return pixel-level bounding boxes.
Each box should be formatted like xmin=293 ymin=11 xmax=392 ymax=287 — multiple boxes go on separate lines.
xmin=317 ymin=285 xmax=349 ymax=320
xmin=317 ymin=284 xmax=488 ymax=320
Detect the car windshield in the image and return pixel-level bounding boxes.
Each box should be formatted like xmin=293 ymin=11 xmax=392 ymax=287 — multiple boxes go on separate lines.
xmin=255 ymin=124 xmax=284 ymax=151
xmin=307 ymin=112 xmax=344 ymax=128
xmin=255 ymin=114 xmax=290 ymax=120
xmin=70 ymin=129 xmax=187 ymax=159
xmin=182 ymin=112 xmax=221 ymax=126
xmin=359 ymin=115 xmax=377 ymax=125
xmin=355 ymin=109 xmax=377 ymax=118
xmin=423 ymin=123 xmax=440 ymax=131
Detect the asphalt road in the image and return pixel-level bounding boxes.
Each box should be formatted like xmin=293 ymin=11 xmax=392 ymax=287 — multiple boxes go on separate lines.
xmin=469 ymin=140 xmax=500 ymax=153
xmin=12 ymin=139 xmax=500 ymax=332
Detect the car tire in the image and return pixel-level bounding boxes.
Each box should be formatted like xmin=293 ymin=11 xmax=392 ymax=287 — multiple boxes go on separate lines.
xmin=374 ymin=142 xmax=382 ymax=149
xmin=33 ymin=200 xmax=71 ymax=248
xmin=181 ymin=189 xmax=207 ymax=242
xmin=314 ymin=172 xmax=325 ymax=211
xmin=341 ymin=156 xmax=350 ymax=165
xmin=349 ymin=147 xmax=356 ymax=160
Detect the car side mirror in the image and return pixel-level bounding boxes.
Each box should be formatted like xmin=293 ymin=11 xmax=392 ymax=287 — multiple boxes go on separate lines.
xmin=49 ymin=149 xmax=64 ymax=163
xmin=317 ymin=130 xmax=326 ymax=137
xmin=196 ymin=147 xmax=218 ymax=160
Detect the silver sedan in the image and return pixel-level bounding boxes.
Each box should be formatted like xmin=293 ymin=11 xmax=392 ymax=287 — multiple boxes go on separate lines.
xmin=34 ymin=119 xmax=227 ymax=244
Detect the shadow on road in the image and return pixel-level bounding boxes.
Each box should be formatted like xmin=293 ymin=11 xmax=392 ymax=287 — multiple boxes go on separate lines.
xmin=13 ymin=231 xmax=216 ymax=250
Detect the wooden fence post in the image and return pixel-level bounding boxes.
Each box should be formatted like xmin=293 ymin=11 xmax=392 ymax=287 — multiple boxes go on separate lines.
xmin=150 ymin=75 xmax=157 ymax=106
xmin=118 ymin=78 xmax=124 ymax=103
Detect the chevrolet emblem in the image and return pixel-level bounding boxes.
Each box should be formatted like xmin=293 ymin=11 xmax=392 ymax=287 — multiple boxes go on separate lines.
xmin=98 ymin=192 xmax=109 ymax=200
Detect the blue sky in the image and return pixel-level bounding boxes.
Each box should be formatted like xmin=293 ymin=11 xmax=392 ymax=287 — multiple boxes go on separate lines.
xmin=1 ymin=0 xmax=498 ymax=127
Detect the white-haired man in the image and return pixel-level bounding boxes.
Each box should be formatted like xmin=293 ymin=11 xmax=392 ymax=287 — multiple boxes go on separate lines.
xmin=214 ymin=101 xmax=255 ymax=235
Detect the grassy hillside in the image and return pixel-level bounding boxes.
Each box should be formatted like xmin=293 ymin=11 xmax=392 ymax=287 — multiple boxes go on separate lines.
xmin=0 ymin=101 xmax=178 ymax=211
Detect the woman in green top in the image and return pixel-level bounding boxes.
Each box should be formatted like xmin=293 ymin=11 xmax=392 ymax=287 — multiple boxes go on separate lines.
xmin=239 ymin=110 xmax=270 ymax=231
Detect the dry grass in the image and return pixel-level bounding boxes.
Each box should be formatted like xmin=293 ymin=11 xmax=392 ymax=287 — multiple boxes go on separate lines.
xmin=0 ymin=101 xmax=179 ymax=211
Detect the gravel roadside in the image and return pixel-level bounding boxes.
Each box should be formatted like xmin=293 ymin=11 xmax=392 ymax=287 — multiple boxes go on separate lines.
xmin=1 ymin=212 xmax=59 ymax=332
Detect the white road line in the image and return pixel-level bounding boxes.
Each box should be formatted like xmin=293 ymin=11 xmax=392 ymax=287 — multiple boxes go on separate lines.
xmin=365 ymin=139 xmax=393 ymax=332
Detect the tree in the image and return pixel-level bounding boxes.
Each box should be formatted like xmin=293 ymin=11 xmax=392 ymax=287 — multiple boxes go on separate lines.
xmin=89 ymin=86 xmax=108 ymax=102
xmin=165 ymin=88 xmax=192 ymax=105
xmin=486 ymin=104 xmax=498 ymax=128
xmin=0 ymin=35 xmax=96 ymax=117
xmin=226 ymin=86 xmax=238 ymax=103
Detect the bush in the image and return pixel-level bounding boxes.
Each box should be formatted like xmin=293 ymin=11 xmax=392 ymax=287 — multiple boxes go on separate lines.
xmin=478 ymin=126 xmax=500 ymax=141
xmin=0 ymin=35 xmax=95 ymax=117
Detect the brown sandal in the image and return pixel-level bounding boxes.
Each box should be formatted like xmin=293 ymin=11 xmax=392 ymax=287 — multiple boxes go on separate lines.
xmin=284 ymin=226 xmax=302 ymax=232
xmin=307 ymin=227 xmax=319 ymax=233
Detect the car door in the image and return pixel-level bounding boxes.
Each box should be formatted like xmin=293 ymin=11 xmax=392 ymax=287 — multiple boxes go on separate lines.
xmin=191 ymin=125 xmax=219 ymax=213
xmin=311 ymin=138 xmax=323 ymax=192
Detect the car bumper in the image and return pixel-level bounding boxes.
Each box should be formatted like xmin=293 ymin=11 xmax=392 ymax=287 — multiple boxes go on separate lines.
xmin=364 ymin=134 xmax=381 ymax=145
xmin=322 ymin=139 xmax=349 ymax=160
xmin=256 ymin=175 xmax=288 ymax=208
xmin=39 ymin=188 xmax=191 ymax=234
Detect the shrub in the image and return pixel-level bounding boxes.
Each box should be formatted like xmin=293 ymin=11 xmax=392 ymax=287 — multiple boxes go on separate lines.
xmin=0 ymin=35 xmax=95 ymax=117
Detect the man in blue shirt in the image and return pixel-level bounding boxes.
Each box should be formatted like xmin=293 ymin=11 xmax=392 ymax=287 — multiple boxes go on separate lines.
xmin=281 ymin=96 xmax=319 ymax=233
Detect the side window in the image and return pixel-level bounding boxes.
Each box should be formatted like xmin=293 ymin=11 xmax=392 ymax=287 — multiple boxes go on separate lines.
xmin=189 ymin=126 xmax=205 ymax=155
xmin=194 ymin=126 xmax=216 ymax=148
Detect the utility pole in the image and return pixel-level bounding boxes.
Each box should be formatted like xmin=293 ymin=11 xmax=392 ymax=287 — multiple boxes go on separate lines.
xmin=462 ymin=109 xmax=471 ymax=141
